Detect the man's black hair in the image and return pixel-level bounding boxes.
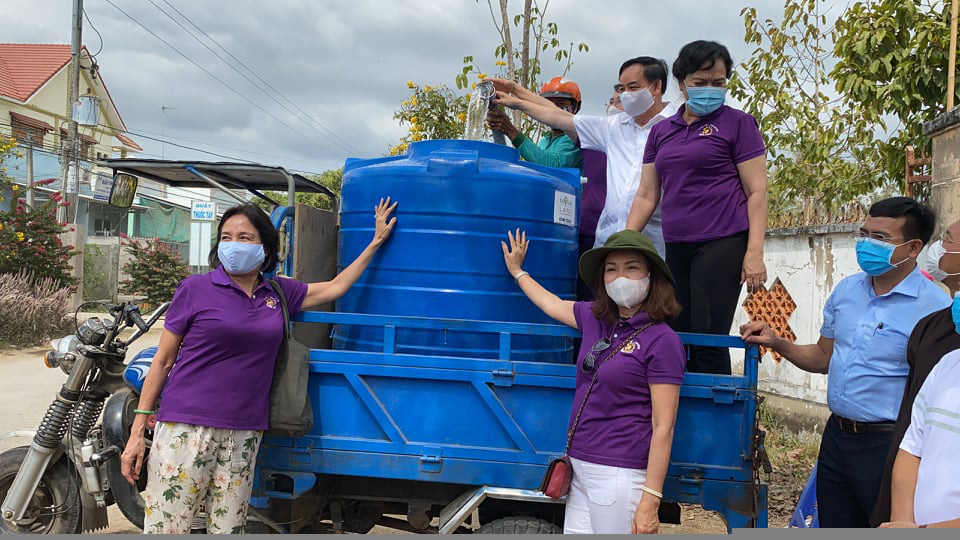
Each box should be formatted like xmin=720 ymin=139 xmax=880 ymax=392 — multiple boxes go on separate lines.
xmin=208 ymin=203 xmax=281 ymax=272
xmin=868 ymin=196 xmax=937 ymax=245
xmin=619 ymin=56 xmax=669 ymax=94
xmin=672 ymin=40 xmax=734 ymax=80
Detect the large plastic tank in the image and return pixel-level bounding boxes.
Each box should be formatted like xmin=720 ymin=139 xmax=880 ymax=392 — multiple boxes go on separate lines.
xmin=334 ymin=139 xmax=580 ymax=362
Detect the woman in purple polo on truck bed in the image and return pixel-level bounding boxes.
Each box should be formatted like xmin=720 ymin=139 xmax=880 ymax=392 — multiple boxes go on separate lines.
xmin=502 ymin=228 xmax=685 ymax=534
xmin=626 ymin=40 xmax=769 ymax=376
xmin=120 ymin=198 xmax=397 ymax=534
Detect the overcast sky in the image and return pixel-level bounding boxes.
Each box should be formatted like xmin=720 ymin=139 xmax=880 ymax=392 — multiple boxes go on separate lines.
xmin=0 ymin=0 xmax=848 ymax=175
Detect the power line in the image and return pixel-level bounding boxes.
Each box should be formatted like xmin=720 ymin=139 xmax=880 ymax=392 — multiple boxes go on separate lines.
xmin=2 ymin=119 xmax=336 ymax=176
xmin=103 ymin=0 xmax=341 ymax=158
xmin=160 ymin=0 xmax=361 ymax=155
xmin=149 ymin=0 xmax=357 ymax=155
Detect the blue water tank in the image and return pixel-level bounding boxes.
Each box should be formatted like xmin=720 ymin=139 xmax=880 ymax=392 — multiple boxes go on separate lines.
xmin=334 ymin=139 xmax=580 ymax=363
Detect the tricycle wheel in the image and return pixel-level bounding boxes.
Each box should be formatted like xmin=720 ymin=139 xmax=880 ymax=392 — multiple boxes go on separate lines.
xmin=475 ymin=516 xmax=561 ymax=534
xmin=0 ymin=446 xmax=81 ymax=534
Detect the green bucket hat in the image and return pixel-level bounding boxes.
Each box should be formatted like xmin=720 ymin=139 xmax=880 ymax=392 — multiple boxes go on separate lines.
xmin=578 ymin=230 xmax=674 ymax=287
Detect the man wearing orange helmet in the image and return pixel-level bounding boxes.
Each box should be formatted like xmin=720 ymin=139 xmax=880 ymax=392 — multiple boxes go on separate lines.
xmin=486 ymin=77 xmax=584 ymax=171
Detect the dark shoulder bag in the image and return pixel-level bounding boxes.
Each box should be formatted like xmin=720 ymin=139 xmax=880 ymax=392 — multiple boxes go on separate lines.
xmin=539 ymin=322 xmax=654 ymax=498
xmin=265 ymin=279 xmax=313 ymax=437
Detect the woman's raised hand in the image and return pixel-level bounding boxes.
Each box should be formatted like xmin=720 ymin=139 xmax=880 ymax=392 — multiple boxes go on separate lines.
xmin=484 ymin=77 xmax=517 ymax=94
xmin=372 ymin=197 xmax=398 ymax=247
xmin=501 ymin=228 xmax=529 ymax=276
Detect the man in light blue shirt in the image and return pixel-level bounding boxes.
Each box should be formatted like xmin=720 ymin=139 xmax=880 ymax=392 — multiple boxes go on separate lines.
xmin=741 ymin=197 xmax=951 ymax=528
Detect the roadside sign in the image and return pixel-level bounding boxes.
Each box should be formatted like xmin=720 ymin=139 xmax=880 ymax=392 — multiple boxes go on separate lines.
xmin=92 ymin=173 xmax=113 ymax=202
xmin=191 ymin=200 xmax=216 ymax=221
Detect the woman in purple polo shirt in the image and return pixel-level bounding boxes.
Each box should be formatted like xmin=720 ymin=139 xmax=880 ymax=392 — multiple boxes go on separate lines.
xmin=119 ymin=199 xmax=397 ymax=534
xmin=502 ymin=228 xmax=685 ymax=534
xmin=626 ymin=40 xmax=769 ymax=375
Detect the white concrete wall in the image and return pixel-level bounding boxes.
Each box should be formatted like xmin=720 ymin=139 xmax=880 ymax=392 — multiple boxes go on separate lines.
xmin=731 ymin=224 xmax=861 ymax=405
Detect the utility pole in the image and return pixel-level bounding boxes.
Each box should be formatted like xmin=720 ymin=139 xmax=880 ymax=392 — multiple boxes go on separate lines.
xmin=25 ymin=142 xmax=33 ymax=207
xmin=57 ymin=0 xmax=83 ymax=223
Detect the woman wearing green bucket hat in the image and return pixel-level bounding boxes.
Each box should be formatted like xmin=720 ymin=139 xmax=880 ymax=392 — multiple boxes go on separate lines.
xmin=502 ymin=228 xmax=686 ymax=534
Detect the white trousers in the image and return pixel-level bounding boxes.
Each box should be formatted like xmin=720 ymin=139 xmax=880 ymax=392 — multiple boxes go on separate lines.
xmin=563 ymin=456 xmax=647 ymax=534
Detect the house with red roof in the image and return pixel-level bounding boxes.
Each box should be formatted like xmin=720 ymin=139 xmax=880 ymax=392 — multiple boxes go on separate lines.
xmin=0 ymin=43 xmax=145 ymax=236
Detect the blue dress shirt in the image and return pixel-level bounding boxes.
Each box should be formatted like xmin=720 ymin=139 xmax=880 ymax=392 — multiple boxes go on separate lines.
xmin=820 ymin=265 xmax=951 ymax=422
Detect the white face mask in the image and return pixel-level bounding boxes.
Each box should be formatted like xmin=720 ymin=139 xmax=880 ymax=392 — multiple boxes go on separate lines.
xmin=605 ymin=276 xmax=650 ymax=309
xmin=923 ymin=240 xmax=960 ymax=281
xmin=619 ymin=87 xmax=654 ymax=117
xmin=606 ymin=104 xmax=622 ymax=116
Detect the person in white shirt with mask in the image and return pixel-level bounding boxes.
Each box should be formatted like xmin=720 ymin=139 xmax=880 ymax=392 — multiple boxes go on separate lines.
xmin=486 ymin=57 xmax=675 ymax=256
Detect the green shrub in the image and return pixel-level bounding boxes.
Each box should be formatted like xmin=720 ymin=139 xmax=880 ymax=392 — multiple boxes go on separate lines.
xmin=120 ymin=237 xmax=189 ymax=305
xmin=0 ymin=270 xmax=74 ymax=348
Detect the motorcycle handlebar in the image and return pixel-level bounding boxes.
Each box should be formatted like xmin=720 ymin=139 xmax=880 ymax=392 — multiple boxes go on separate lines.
xmin=129 ymin=310 xmax=148 ymax=332
xmin=122 ymin=302 xmax=171 ymax=348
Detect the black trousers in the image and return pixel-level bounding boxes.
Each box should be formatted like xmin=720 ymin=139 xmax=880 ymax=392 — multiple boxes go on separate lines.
xmin=665 ymin=231 xmax=748 ymax=374
xmin=816 ymin=415 xmax=892 ymax=528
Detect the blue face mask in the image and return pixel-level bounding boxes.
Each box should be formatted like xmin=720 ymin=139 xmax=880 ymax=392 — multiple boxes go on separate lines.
xmin=218 ymin=241 xmax=265 ymax=275
xmin=952 ymin=293 xmax=960 ymax=335
xmin=855 ymin=236 xmax=910 ymax=277
xmin=685 ymin=86 xmax=727 ymax=116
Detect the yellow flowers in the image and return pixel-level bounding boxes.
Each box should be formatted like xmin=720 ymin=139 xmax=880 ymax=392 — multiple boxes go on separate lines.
xmin=410 ymin=96 xmax=418 ymax=106
xmin=495 ymin=61 xmax=506 ymax=67
xmin=458 ymin=113 xmax=467 ymax=122
xmin=471 ymin=82 xmax=477 ymax=90
xmin=145 ymin=507 xmax=153 ymax=517
xmin=0 ymin=223 xmax=4 ymax=232
xmin=477 ymin=73 xmax=488 ymax=80
xmin=424 ymin=85 xmax=432 ymax=92
xmin=406 ymin=80 xmax=415 ymax=89
xmin=411 ymin=115 xmax=418 ymax=124
xmin=16 ymin=232 xmax=25 ymax=242
xmin=11 ymin=184 xmax=17 ymax=191
xmin=412 ymin=133 xmax=423 ymax=142
xmin=465 ymin=92 xmax=471 ymax=101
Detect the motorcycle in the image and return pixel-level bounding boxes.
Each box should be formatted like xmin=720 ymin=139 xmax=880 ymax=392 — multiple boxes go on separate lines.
xmin=0 ymin=302 xmax=169 ymax=533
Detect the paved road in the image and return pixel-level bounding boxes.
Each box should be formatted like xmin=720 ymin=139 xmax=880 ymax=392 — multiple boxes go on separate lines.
xmin=0 ymin=319 xmax=163 ymax=533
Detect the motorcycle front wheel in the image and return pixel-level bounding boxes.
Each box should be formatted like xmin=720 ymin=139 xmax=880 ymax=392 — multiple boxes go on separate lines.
xmin=0 ymin=446 xmax=81 ymax=534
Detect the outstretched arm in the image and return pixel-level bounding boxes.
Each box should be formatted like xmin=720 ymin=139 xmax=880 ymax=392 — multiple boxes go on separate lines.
xmin=502 ymin=229 xmax=576 ymax=328
xmin=492 ymin=91 xmax=576 ymax=137
xmin=302 ymin=197 xmax=397 ymax=308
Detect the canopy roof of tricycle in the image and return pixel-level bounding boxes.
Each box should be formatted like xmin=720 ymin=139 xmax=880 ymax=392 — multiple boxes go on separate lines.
xmin=100 ymin=159 xmax=336 ymax=205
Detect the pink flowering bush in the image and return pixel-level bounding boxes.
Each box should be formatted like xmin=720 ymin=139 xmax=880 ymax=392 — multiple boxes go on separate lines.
xmin=0 ymin=192 xmax=78 ymax=287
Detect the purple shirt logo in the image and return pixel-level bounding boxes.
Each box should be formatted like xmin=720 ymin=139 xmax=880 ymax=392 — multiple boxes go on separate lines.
xmin=698 ymin=124 xmax=720 ymax=137
xmin=265 ymin=296 xmax=279 ymax=309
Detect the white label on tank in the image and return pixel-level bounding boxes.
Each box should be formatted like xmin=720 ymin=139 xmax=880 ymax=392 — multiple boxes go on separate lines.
xmin=554 ymin=190 xmax=575 ymax=226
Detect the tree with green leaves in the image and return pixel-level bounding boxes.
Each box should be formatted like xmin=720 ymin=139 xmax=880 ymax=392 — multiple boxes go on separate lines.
xmin=387 ymin=1 xmax=588 ymax=153
xmin=731 ymin=0 xmax=889 ymax=220
xmin=832 ymin=0 xmax=955 ymax=185
xmin=255 ymin=168 xmax=343 ymax=212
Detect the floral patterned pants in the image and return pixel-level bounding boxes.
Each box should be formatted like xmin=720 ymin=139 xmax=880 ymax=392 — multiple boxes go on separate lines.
xmin=142 ymin=422 xmax=263 ymax=534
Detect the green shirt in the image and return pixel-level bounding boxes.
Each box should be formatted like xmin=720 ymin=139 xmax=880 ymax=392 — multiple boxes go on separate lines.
xmin=511 ymin=131 xmax=583 ymax=173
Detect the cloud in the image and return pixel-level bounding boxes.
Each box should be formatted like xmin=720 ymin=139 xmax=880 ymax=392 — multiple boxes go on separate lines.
xmin=1 ymin=0 xmax=800 ymax=173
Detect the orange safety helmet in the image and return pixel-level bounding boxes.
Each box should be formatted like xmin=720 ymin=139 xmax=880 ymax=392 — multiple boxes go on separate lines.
xmin=540 ymin=77 xmax=582 ymax=112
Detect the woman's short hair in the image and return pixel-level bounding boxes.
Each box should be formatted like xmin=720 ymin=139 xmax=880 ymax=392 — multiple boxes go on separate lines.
xmin=672 ymin=40 xmax=734 ymax=81
xmin=591 ymin=252 xmax=682 ymax=324
xmin=208 ymin=204 xmax=280 ymax=273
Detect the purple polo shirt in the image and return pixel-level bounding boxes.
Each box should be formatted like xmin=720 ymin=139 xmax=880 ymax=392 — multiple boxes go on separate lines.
xmin=580 ymin=148 xmax=607 ymax=238
xmin=643 ymin=104 xmax=765 ymax=243
xmin=158 ymin=265 xmax=308 ymax=430
xmin=567 ymin=302 xmax=685 ymax=469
